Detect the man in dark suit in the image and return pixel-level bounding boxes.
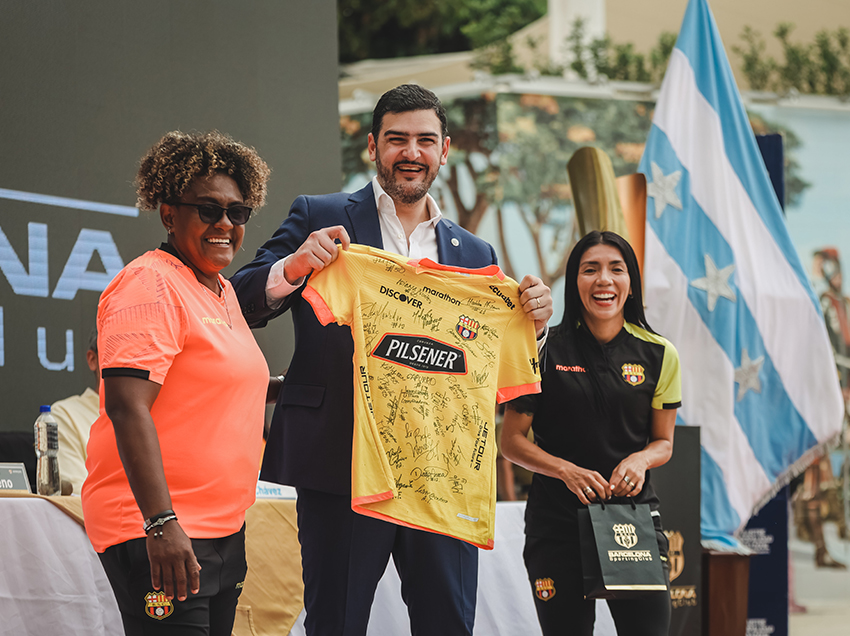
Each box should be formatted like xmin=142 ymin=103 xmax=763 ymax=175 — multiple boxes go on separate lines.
xmin=231 ymin=84 xmax=553 ymax=636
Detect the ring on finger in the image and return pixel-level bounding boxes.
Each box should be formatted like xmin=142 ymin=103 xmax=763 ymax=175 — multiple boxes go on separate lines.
xmin=535 ymin=297 xmax=541 ymax=309
xmin=584 ymin=486 xmax=594 ymax=495
xmin=630 ymin=481 xmax=637 ymax=490
xmin=623 ymin=475 xmax=632 ymax=485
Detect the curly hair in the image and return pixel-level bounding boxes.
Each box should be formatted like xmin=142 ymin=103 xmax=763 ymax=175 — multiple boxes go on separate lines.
xmin=136 ymin=130 xmax=271 ymax=211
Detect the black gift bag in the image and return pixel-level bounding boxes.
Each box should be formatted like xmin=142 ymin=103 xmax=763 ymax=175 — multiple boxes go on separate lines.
xmin=577 ymin=499 xmax=668 ymax=599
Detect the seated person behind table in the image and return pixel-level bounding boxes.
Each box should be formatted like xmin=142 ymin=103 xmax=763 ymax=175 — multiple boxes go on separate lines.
xmin=52 ymin=328 xmax=99 ymax=495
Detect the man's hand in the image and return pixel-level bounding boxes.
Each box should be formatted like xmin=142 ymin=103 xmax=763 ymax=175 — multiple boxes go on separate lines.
xmin=518 ymin=275 xmax=553 ymax=338
xmin=284 ymin=226 xmax=351 ymax=284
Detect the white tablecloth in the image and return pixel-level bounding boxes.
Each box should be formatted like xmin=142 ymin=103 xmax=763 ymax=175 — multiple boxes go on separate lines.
xmin=0 ymin=497 xmax=121 ymax=635
xmin=0 ymin=498 xmax=615 ymax=635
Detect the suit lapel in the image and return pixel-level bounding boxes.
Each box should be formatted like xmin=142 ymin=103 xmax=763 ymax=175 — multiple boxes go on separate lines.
xmin=436 ymin=219 xmax=464 ymax=267
xmin=345 ymin=183 xmax=383 ymax=248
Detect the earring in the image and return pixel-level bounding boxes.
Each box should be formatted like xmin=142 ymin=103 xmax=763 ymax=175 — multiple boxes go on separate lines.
xmin=167 ymin=227 xmax=174 ymax=235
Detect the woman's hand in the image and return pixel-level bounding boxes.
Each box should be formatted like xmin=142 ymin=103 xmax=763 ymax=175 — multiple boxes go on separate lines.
xmin=559 ymin=462 xmax=611 ymax=505
xmin=501 ymin=406 xmax=610 ymax=506
xmin=146 ymin=521 xmax=201 ymax=601
xmin=105 ymin=376 xmax=201 ymax=597
xmin=610 ymin=407 xmax=677 ymax=497
xmin=609 ymin=453 xmax=650 ymax=497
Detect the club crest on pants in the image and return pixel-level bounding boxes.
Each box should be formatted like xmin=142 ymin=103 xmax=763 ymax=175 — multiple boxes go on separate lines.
xmin=145 ymin=591 xmax=174 ymax=620
xmin=613 ymin=523 xmax=639 ymax=549
xmin=534 ymin=577 xmax=556 ymax=601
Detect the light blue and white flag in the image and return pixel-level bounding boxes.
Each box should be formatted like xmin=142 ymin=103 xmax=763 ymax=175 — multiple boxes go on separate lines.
xmin=639 ymin=0 xmax=844 ymax=548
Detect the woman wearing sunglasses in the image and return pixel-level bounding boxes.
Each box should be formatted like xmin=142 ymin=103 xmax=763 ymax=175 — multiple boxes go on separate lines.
xmin=501 ymin=231 xmax=681 ymax=636
xmin=82 ymin=131 xmax=276 ymax=635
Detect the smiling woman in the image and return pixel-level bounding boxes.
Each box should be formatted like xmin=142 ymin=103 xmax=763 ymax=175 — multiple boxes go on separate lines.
xmin=161 ymin=173 xmax=249 ymax=292
xmin=500 ymin=231 xmax=683 ymax=636
xmin=136 ymin=131 xmax=270 ymax=291
xmin=81 ymin=131 xmax=279 ymax=636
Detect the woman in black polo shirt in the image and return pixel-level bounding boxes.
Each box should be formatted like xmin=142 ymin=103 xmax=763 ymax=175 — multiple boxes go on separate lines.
xmin=501 ymin=230 xmax=681 ymax=636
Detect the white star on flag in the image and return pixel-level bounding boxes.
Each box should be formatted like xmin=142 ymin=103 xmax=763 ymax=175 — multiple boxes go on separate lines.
xmin=734 ymin=349 xmax=764 ymax=401
xmin=690 ymin=253 xmax=736 ymax=311
xmin=647 ymin=161 xmax=683 ymax=218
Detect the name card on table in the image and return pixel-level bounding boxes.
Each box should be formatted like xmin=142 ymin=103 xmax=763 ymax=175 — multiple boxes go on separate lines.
xmin=256 ymin=480 xmax=297 ymax=499
xmin=0 ymin=463 xmax=32 ymax=493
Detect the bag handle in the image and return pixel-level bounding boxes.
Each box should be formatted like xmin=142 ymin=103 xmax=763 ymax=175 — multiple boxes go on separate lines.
xmin=588 ymin=497 xmax=637 ymax=511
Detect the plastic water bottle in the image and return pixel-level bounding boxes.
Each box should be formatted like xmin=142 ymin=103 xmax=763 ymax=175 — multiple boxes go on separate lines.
xmin=34 ymin=405 xmax=61 ymax=496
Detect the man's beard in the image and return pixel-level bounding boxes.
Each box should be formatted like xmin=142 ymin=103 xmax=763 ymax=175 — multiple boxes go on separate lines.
xmin=375 ymin=151 xmax=438 ymax=205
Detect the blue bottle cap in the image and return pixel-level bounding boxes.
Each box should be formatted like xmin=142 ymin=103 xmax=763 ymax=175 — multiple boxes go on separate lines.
xmin=40 ymin=405 xmax=51 ymax=412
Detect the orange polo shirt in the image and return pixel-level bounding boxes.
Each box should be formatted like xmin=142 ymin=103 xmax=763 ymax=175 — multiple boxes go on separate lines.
xmin=82 ymin=248 xmax=268 ymax=553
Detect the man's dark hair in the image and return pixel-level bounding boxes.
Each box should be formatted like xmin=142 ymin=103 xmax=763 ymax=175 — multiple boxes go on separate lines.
xmin=371 ymin=84 xmax=448 ymax=140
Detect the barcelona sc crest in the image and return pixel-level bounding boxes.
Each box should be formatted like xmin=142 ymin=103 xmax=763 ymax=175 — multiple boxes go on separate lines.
xmin=144 ymin=591 xmax=174 ymax=620
xmin=456 ymin=315 xmax=480 ymax=340
xmin=665 ymin=530 xmax=685 ymax=582
xmin=534 ymin=577 xmax=556 ymax=601
xmin=613 ymin=523 xmax=639 ymax=549
xmin=621 ymin=363 xmax=645 ymax=386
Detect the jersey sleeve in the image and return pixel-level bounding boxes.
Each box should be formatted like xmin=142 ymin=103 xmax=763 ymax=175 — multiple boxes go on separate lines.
xmin=301 ymin=247 xmax=363 ymax=327
xmin=97 ymin=264 xmax=188 ymax=385
xmin=653 ymin=337 xmax=682 ymax=410
xmin=496 ymin=304 xmax=542 ymax=403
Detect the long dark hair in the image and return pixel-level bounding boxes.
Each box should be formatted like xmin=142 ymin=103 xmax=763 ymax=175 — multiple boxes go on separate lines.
xmin=561 ymin=230 xmax=655 ymax=334
xmin=559 ymin=231 xmax=655 ymax=412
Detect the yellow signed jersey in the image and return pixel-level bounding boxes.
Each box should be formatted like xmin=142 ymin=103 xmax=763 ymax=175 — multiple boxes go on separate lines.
xmin=303 ymin=244 xmax=541 ymax=548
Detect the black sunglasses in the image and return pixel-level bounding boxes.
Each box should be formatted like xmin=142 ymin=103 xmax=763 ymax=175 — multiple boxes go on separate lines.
xmin=168 ymin=201 xmax=253 ymax=226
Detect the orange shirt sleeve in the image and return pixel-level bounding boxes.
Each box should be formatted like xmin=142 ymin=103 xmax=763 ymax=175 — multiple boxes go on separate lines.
xmin=97 ymin=263 xmax=189 ymax=385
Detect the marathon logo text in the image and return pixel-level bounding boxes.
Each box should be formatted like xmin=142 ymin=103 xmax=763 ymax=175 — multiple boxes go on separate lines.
xmin=372 ymin=334 xmax=467 ymax=374
xmin=489 ymin=285 xmax=515 ymax=309
xmin=380 ymin=285 xmax=423 ymax=308
xmin=422 ymin=286 xmax=461 ymax=306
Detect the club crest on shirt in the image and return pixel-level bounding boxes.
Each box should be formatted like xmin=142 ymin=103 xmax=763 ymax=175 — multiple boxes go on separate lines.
xmin=534 ymin=577 xmax=556 ymax=601
xmin=144 ymin=591 xmax=174 ymax=620
xmin=455 ymin=315 xmax=479 ymax=340
xmin=621 ymin=363 xmax=645 ymax=386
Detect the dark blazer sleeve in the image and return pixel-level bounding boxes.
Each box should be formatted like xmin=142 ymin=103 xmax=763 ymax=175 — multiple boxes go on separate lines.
xmin=231 ymin=195 xmax=321 ymax=327
xmin=230 ymin=186 xmax=376 ymax=494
